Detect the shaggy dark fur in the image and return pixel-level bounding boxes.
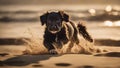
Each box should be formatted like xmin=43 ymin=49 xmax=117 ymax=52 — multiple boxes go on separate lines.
xmin=40 ymin=11 xmax=93 ymax=54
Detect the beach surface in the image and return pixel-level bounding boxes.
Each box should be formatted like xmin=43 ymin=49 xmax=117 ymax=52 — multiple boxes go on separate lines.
xmin=0 ymin=22 xmax=120 ymax=68
xmin=0 ymin=4 xmax=120 ymax=68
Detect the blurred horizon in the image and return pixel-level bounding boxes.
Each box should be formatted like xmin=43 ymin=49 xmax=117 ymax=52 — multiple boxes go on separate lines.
xmin=0 ymin=0 xmax=120 ymax=5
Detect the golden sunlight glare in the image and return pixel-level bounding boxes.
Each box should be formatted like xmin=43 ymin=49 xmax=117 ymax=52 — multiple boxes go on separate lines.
xmin=88 ymin=9 xmax=96 ymax=15
xmin=105 ymin=5 xmax=112 ymax=12
xmin=104 ymin=20 xmax=113 ymax=26
xmin=114 ymin=21 xmax=120 ymax=26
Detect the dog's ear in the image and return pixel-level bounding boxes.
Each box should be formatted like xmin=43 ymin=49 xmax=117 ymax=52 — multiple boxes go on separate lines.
xmin=58 ymin=11 xmax=69 ymax=22
xmin=40 ymin=12 xmax=48 ymax=25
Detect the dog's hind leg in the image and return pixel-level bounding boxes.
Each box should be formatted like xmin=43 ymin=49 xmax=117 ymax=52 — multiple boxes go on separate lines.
xmin=77 ymin=22 xmax=93 ymax=42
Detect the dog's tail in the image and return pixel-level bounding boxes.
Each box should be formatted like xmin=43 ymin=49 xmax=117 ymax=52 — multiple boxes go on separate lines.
xmin=77 ymin=22 xmax=93 ymax=42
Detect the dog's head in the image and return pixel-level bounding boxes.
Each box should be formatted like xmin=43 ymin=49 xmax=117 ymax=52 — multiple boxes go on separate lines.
xmin=40 ymin=11 xmax=69 ymax=34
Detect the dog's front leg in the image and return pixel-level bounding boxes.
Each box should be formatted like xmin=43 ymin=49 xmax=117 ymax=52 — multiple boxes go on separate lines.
xmin=44 ymin=40 xmax=58 ymax=54
xmin=55 ymin=40 xmax=63 ymax=49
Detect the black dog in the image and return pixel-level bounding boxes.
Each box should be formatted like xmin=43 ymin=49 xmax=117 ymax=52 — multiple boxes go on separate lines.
xmin=40 ymin=11 xmax=93 ymax=54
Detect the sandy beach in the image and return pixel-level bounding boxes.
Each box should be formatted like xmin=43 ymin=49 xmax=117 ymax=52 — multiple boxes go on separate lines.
xmin=0 ymin=22 xmax=120 ymax=68
xmin=0 ymin=3 xmax=120 ymax=68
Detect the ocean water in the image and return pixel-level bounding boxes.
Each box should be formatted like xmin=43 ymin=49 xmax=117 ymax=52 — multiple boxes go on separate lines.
xmin=0 ymin=5 xmax=119 ymax=23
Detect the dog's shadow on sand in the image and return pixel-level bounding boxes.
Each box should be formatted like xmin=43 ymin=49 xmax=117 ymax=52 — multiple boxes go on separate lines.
xmin=0 ymin=54 xmax=61 ymax=66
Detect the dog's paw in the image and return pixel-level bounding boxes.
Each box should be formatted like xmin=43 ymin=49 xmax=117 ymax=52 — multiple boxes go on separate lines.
xmin=49 ymin=49 xmax=58 ymax=54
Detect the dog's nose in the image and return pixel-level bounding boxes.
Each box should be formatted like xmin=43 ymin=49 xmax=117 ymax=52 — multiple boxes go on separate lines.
xmin=51 ymin=25 xmax=57 ymax=29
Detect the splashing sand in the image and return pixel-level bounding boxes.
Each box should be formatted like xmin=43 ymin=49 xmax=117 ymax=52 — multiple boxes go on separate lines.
xmin=23 ymin=29 xmax=48 ymax=54
xmin=23 ymin=29 xmax=107 ymax=55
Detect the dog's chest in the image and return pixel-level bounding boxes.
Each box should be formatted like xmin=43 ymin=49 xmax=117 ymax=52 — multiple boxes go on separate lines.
xmin=56 ymin=30 xmax=67 ymax=40
xmin=56 ymin=25 xmax=74 ymax=43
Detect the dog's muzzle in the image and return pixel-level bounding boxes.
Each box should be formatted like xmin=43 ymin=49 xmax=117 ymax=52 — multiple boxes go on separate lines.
xmin=48 ymin=25 xmax=61 ymax=34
